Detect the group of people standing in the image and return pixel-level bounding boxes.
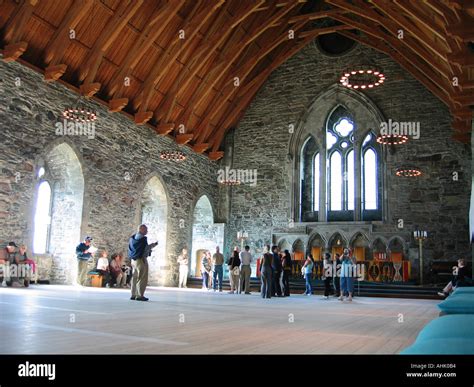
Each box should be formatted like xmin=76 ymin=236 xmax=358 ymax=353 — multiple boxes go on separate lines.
xmin=260 ymin=245 xmax=293 ymax=298
xmin=262 ymin=247 xmax=358 ymax=301
xmin=199 ymin=245 xmax=253 ymax=294
xmin=74 ymin=223 xmax=361 ymax=303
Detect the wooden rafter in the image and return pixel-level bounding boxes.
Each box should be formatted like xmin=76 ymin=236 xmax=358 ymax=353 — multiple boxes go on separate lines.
xmin=1 ymin=0 xmax=472 ymax=153
xmin=79 ymin=0 xmax=144 ymax=93
xmin=107 ymin=0 xmax=185 ymax=99
xmin=327 ymin=9 xmax=456 ymax=106
xmin=134 ymin=0 xmax=225 ymax=114
xmin=196 ymin=19 xmax=310 ymax=144
xmin=179 ymin=1 xmax=301 ymax=135
xmin=209 ymin=27 xmax=330 ymax=151
xmin=43 ymin=0 xmax=94 ymax=66
xmin=1 ymin=0 xmax=38 ymax=62
xmin=155 ymin=0 xmax=264 ymax=126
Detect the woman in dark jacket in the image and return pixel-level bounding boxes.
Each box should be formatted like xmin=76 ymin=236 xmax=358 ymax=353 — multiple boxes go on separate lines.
xmin=228 ymin=250 xmax=241 ymax=294
xmin=261 ymin=247 xmax=273 ymax=299
xmin=323 ymin=253 xmax=332 ymax=299
xmin=281 ymin=250 xmax=292 ymax=296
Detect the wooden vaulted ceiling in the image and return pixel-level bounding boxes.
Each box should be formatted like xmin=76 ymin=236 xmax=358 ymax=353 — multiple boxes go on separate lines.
xmin=0 ymin=0 xmax=473 ymax=161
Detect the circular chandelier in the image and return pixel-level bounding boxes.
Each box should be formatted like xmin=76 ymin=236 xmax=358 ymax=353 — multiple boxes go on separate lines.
xmin=376 ymin=134 xmax=408 ymax=145
xmin=219 ymin=179 xmax=241 ymax=186
xmin=395 ymin=167 xmax=422 ymax=177
xmin=62 ymin=107 xmax=97 ymax=122
xmin=339 ymin=66 xmax=385 ymax=89
xmin=160 ymin=150 xmax=186 ymax=161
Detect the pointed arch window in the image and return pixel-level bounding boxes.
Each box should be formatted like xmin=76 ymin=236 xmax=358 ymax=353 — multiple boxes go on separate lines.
xmin=33 ymin=180 xmax=52 ymax=254
xmin=361 ymin=132 xmax=382 ymax=220
xmin=302 ymin=105 xmax=383 ymax=222
xmin=326 ymin=107 xmax=355 ymax=221
xmin=313 ymin=153 xmax=320 ymax=211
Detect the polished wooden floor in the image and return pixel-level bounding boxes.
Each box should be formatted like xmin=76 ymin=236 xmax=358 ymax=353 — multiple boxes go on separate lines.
xmin=0 ymin=285 xmax=440 ymax=354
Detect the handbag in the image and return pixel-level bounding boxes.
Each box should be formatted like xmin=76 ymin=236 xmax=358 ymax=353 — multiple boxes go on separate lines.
xmin=232 ymin=266 xmax=240 ymax=276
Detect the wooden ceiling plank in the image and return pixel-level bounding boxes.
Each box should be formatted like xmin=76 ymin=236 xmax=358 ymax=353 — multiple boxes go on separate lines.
xmin=3 ymin=0 xmax=38 ymax=44
xmin=330 ymin=0 xmax=451 ymax=69
xmin=79 ymin=0 xmax=144 ymax=88
xmin=156 ymin=0 xmax=264 ymax=125
xmin=1 ymin=0 xmax=38 ymax=62
xmin=135 ymin=0 xmax=225 ymax=113
xmin=393 ymin=0 xmax=447 ymax=42
xmin=195 ymin=17 xmax=304 ymax=143
xmin=108 ymin=0 xmax=185 ymax=98
xmin=329 ymin=13 xmax=454 ymax=91
xmin=299 ymin=24 xmax=352 ymax=38
xmin=181 ymin=1 xmax=301 ymax=131
xmin=44 ymin=0 xmax=94 ymax=66
xmin=209 ymin=30 xmax=323 ymax=150
xmin=157 ymin=1 xmax=239 ymax=124
xmin=287 ymin=8 xmax=348 ymax=24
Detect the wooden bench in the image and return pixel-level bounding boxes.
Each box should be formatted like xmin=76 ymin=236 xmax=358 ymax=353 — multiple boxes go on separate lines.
xmin=89 ymin=273 xmax=103 ymax=287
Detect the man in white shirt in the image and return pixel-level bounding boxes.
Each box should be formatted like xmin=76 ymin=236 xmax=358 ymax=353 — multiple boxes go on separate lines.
xmin=239 ymin=245 xmax=253 ymax=294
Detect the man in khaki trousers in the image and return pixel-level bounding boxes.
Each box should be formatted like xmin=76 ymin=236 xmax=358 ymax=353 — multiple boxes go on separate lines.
xmin=239 ymin=245 xmax=253 ymax=294
xmin=75 ymin=236 xmax=93 ymax=286
xmin=128 ymin=224 xmax=158 ymax=301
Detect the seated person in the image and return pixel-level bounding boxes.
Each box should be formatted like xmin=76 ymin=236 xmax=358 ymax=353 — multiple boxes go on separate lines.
xmin=0 ymin=242 xmax=16 ymax=285
xmin=96 ymin=250 xmax=111 ymax=287
xmin=17 ymin=244 xmax=32 ymax=287
xmin=109 ymin=253 xmax=127 ymax=288
xmin=122 ymin=258 xmax=132 ymax=286
xmin=0 ymin=242 xmax=20 ymax=287
xmin=438 ymin=258 xmax=469 ymax=297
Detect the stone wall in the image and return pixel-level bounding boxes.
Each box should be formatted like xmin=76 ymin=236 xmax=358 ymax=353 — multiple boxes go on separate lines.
xmin=224 ymin=41 xmax=472 ymax=278
xmin=0 ymin=60 xmax=221 ymax=286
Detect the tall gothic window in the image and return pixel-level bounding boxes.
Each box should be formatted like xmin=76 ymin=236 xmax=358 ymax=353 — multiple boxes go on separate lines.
xmin=326 ymin=107 xmax=355 ymax=221
xmin=33 ymin=180 xmax=52 ymax=254
xmin=361 ymin=132 xmax=382 ymax=220
xmin=301 ymin=105 xmax=382 ymax=222
xmin=313 ymin=153 xmax=320 ymax=211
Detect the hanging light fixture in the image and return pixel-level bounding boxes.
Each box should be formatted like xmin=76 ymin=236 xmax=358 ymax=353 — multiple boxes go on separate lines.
xmin=219 ymin=179 xmax=241 ymax=186
xmin=376 ymin=98 xmax=409 ymax=149
xmin=339 ymin=65 xmax=385 ymax=89
xmin=160 ymin=150 xmax=186 ymax=161
xmin=376 ymin=134 xmax=409 ymax=145
xmin=395 ymin=167 xmax=422 ymax=177
xmin=62 ymin=107 xmax=97 ymax=122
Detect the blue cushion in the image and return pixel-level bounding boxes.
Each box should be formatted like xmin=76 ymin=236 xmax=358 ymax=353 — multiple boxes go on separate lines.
xmin=452 ymin=286 xmax=474 ymax=295
xmin=416 ymin=315 xmax=474 ymax=342
xmin=400 ymin=338 xmax=474 ymax=354
xmin=438 ymin=294 xmax=474 ymax=314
